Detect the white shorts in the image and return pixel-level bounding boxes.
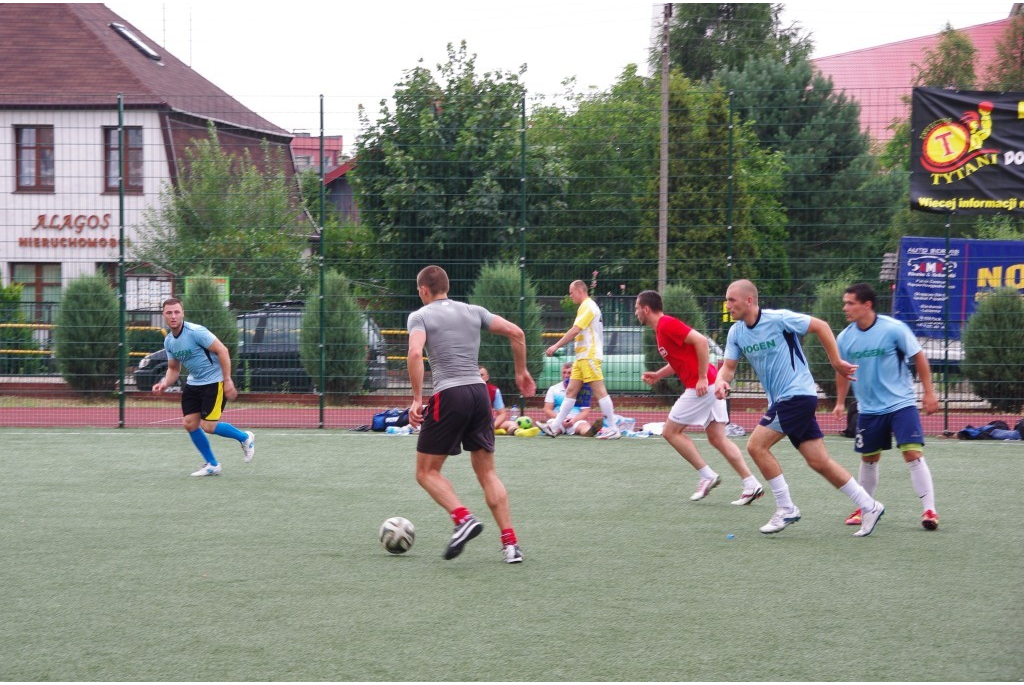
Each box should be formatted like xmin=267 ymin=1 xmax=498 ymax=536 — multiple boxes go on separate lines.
xmin=667 ymin=388 xmax=729 ymax=429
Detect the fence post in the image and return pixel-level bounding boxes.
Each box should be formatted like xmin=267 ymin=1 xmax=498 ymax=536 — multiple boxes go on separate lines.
xmin=118 ymin=93 xmax=127 ymax=428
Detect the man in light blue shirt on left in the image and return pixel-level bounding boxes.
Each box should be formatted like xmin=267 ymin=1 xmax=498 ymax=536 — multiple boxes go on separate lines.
xmin=152 ymin=297 xmax=255 ymax=476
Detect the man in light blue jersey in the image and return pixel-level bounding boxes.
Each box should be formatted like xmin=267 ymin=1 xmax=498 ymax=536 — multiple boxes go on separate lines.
xmin=152 ymin=298 xmax=255 ymax=476
xmin=832 ymin=283 xmax=939 ymax=531
xmin=713 ymin=279 xmax=885 ymax=537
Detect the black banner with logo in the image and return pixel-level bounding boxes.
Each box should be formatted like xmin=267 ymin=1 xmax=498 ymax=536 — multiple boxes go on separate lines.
xmin=910 ymin=87 xmax=1024 ymax=215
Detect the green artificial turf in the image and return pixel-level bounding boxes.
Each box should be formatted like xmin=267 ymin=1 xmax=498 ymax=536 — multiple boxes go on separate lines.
xmin=1 ymin=428 xmax=1020 ymax=681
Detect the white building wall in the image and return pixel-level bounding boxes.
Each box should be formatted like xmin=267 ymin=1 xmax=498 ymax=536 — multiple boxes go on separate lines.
xmin=0 ymin=108 xmax=170 ymax=287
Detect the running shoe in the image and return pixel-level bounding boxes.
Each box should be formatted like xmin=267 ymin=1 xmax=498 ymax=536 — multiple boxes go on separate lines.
xmin=760 ymin=506 xmax=801 ymax=534
xmin=502 ymin=544 xmax=524 ymax=564
xmin=853 ymin=502 xmax=885 ymax=537
xmin=241 ymin=431 xmax=255 ymax=462
xmin=190 ymin=463 xmax=221 ymax=477
xmin=731 ymin=485 xmax=764 ymax=506
xmin=443 ymin=515 xmax=483 ymax=560
xmin=690 ymin=474 xmax=722 ymax=501
xmin=921 ymin=509 xmax=939 ymax=531
xmin=595 ymin=427 xmax=621 ymax=440
xmin=845 ymin=508 xmax=862 ymax=526
xmin=538 ymin=420 xmax=562 ymax=438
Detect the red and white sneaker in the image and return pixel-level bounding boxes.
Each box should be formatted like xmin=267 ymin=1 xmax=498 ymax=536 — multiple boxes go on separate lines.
xmin=845 ymin=508 xmax=862 ymax=526
xmin=921 ymin=509 xmax=939 ymax=530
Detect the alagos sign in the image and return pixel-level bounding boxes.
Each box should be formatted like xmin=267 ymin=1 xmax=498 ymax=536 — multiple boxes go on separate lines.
xmin=910 ymin=87 xmax=1024 ymax=215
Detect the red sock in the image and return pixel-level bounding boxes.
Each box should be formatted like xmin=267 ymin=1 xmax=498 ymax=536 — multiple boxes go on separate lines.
xmin=501 ymin=528 xmax=517 ymax=546
xmin=450 ymin=506 xmax=471 ymax=525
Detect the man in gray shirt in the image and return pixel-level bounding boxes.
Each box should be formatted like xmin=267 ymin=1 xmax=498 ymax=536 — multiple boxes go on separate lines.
xmin=407 ymin=265 xmax=536 ymax=563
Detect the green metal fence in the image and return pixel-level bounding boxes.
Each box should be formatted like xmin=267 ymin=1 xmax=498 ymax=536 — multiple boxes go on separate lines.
xmin=1 ymin=88 xmax=1021 ymax=433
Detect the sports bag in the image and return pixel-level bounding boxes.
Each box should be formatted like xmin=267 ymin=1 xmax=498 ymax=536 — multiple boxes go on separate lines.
xmin=956 ymin=420 xmax=1009 ymax=440
xmin=372 ymin=408 xmax=410 ymax=432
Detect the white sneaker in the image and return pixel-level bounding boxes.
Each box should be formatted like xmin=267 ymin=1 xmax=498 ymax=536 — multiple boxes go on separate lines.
xmin=241 ymin=431 xmax=255 ymax=462
xmin=539 ymin=419 xmax=562 ymax=438
xmin=595 ymin=427 xmax=621 ymax=440
xmin=731 ymin=485 xmax=765 ymax=506
xmin=853 ymin=501 xmax=885 ymax=537
xmin=190 ymin=463 xmax=221 ymax=477
xmin=760 ymin=506 xmax=801 ymax=534
xmin=690 ymin=474 xmax=722 ymax=501
xmin=502 ymin=544 xmax=524 ymax=564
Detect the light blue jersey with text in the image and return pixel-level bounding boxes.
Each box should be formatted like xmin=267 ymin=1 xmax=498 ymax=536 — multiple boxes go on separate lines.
xmin=725 ymin=308 xmax=816 ymax=405
xmin=837 ymin=314 xmax=921 ymax=415
xmin=164 ymin=322 xmax=223 ymax=386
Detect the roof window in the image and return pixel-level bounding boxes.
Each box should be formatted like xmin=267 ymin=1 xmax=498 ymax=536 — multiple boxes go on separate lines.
xmin=110 ymin=22 xmax=162 ymax=61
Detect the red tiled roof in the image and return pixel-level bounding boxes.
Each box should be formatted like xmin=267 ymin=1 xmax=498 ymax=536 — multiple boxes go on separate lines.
xmin=813 ymin=17 xmax=1016 ymax=141
xmin=0 ymin=3 xmax=288 ymax=137
xmin=324 ymin=159 xmax=356 ymax=185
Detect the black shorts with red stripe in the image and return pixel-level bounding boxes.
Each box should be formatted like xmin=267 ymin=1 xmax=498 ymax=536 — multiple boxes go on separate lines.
xmin=416 ymin=383 xmax=495 ymax=456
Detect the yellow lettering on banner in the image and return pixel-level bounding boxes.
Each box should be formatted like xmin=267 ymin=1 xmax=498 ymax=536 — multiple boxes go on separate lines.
xmin=1019 ymin=101 xmax=1024 ymax=119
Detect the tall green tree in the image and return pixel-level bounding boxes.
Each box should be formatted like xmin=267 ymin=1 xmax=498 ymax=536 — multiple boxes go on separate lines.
xmin=134 ymin=123 xmax=311 ymax=310
xmin=528 ymin=67 xmax=790 ymax=299
xmin=300 ymin=270 xmax=367 ymax=401
xmin=354 ymin=42 xmax=559 ymax=294
xmin=53 ymin=274 xmax=119 ymax=396
xmin=962 ymin=287 xmax=1024 ymax=412
xmin=657 ymin=3 xmax=811 ymax=82
xmin=469 ymin=262 xmax=544 ymax=398
xmin=985 ymin=14 xmax=1024 ymax=90
xmin=717 ymin=56 xmax=898 ymax=296
xmin=181 ymin=275 xmax=238 ymax=365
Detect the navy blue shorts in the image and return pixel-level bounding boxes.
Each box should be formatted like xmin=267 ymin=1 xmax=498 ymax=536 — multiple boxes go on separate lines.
xmin=181 ymin=382 xmax=226 ymax=421
xmin=759 ymin=395 xmax=824 ymax=448
xmin=416 ymin=383 xmax=495 ymax=456
xmin=856 ymin=406 xmax=925 ymax=454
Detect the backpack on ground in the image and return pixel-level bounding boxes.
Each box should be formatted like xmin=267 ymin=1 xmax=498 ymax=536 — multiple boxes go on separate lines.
xmin=372 ymin=408 xmax=410 ymax=432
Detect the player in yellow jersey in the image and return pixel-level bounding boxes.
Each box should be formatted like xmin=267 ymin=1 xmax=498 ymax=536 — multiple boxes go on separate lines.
xmin=541 ymin=279 xmax=621 ymax=439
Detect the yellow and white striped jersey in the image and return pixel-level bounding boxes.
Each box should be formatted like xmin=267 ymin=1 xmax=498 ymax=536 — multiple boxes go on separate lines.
xmin=572 ymin=297 xmax=604 ymax=361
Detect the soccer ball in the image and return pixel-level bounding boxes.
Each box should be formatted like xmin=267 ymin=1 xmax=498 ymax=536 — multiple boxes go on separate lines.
xmin=516 ymin=415 xmax=533 ymax=430
xmin=379 ymin=516 xmax=415 ymax=554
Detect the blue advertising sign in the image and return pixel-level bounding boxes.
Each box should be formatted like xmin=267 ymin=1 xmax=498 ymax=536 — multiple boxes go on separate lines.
xmin=893 ymin=236 xmax=1024 ymax=338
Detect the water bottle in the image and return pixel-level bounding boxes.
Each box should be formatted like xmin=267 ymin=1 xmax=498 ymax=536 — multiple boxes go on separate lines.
xmin=510 ymin=404 xmax=519 ymax=421
xmin=623 ymin=430 xmax=650 ymax=439
xmin=386 ymin=426 xmax=411 ymax=435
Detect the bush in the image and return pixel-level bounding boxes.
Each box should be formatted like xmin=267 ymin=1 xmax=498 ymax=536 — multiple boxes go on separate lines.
xmin=469 ymin=262 xmax=544 ymax=401
xmin=643 ymin=283 xmax=708 ymax=397
xmin=806 ymin=279 xmax=853 ymax=401
xmin=0 ymin=283 xmax=48 ymax=375
xmin=54 ymin=274 xmax=120 ymax=396
xmin=962 ymin=287 xmax=1024 ymax=413
xmin=300 ymin=270 xmax=367 ymax=401
xmin=182 ymin=275 xmax=238 ymax=365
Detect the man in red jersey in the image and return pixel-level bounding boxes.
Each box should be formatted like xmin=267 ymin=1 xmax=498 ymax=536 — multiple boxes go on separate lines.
xmin=635 ymin=290 xmax=763 ymax=505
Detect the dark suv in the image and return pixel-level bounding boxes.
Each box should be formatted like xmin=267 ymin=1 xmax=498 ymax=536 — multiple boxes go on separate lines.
xmin=133 ymin=302 xmax=388 ymax=392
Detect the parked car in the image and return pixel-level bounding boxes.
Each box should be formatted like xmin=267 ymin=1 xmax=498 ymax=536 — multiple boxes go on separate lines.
xmin=133 ymin=302 xmax=388 ymax=392
xmin=538 ymin=326 xmax=725 ymax=393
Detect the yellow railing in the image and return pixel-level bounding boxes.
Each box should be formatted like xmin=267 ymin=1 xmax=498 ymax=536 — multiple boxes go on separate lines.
xmin=0 ymin=323 xmax=167 ymax=359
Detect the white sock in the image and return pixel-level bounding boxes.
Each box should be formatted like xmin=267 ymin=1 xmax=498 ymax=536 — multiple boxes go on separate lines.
xmin=840 ymin=477 xmax=877 ymax=511
xmin=907 ymin=457 xmax=936 ymax=512
xmin=768 ymin=474 xmax=795 ymax=511
xmin=553 ymin=398 xmax=576 ymax=431
xmin=598 ymin=396 xmax=616 ymax=428
xmin=742 ymin=476 xmax=760 ymax=491
xmin=698 ymin=466 xmax=718 ymax=480
xmin=858 ymin=460 xmax=880 ymax=497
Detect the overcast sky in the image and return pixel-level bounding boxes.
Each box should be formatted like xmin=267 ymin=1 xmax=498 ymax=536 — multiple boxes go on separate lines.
xmin=104 ymin=1 xmax=1016 ymax=146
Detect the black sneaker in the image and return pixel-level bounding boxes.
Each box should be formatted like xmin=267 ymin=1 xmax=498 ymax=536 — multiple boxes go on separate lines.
xmin=443 ymin=515 xmax=483 ymax=559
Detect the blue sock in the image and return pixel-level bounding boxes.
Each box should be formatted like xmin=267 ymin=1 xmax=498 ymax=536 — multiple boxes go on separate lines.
xmin=213 ymin=422 xmax=248 ymax=443
xmin=189 ymin=428 xmax=218 ymax=466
